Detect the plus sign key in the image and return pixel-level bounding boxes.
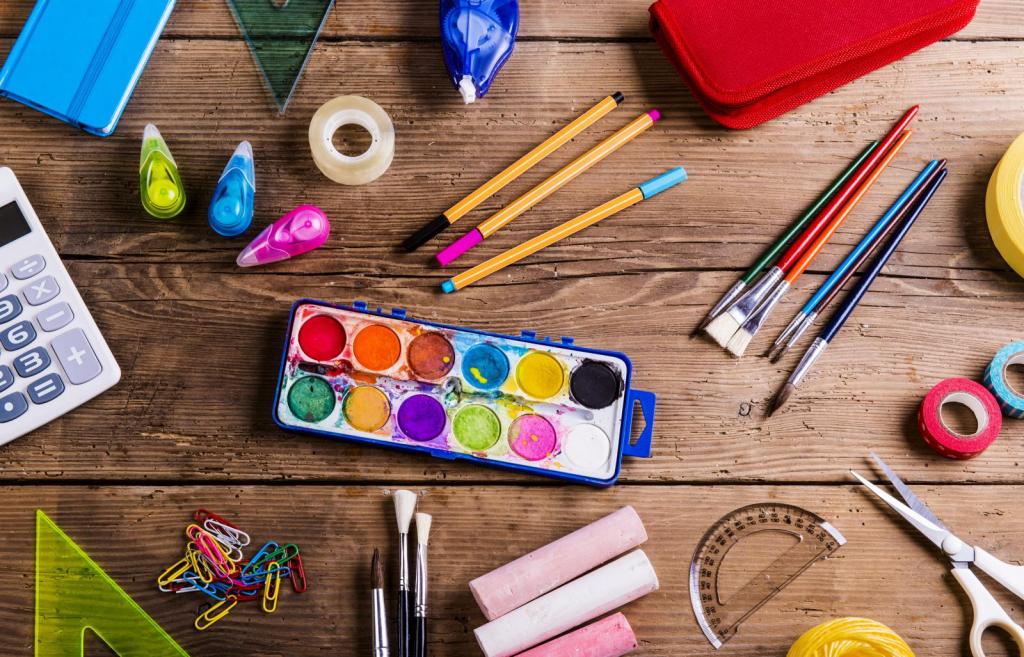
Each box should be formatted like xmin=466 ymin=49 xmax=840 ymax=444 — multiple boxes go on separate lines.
xmin=50 ymin=329 xmax=102 ymax=384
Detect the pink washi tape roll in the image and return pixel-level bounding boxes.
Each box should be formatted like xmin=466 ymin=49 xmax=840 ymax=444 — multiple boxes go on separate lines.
xmin=516 ymin=613 xmax=638 ymax=657
xmin=918 ymin=377 xmax=1002 ymax=459
xmin=470 ymin=506 xmax=648 ymax=621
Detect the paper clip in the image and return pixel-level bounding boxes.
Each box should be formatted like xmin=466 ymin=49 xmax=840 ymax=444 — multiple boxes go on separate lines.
xmin=183 ymin=571 xmax=225 ymax=601
xmin=194 ymin=508 xmax=239 ymax=529
xmin=187 ymin=546 xmax=215 ymax=584
xmin=157 ymin=556 xmax=191 ymax=588
xmin=262 ymin=562 xmax=281 ymax=613
xmin=204 ymin=517 xmax=251 ymax=549
xmin=288 ymin=554 xmax=307 ymax=593
xmin=241 ymin=541 xmax=279 ymax=581
xmin=195 ymin=595 xmax=238 ymax=631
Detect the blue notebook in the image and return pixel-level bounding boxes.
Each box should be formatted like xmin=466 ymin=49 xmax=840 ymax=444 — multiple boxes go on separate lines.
xmin=0 ymin=0 xmax=176 ymax=137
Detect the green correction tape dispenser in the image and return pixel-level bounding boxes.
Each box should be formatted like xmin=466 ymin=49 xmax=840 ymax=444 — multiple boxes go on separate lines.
xmin=140 ymin=123 xmax=186 ymax=219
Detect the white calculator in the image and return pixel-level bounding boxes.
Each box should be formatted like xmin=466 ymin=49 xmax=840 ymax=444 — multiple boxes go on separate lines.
xmin=0 ymin=167 xmax=120 ymax=444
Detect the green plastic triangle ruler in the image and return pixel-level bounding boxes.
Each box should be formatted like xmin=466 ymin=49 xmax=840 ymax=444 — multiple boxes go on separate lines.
xmin=226 ymin=0 xmax=336 ymax=113
xmin=34 ymin=510 xmax=190 ymax=657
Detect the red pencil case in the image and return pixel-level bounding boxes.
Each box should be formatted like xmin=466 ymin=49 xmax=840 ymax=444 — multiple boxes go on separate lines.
xmin=649 ymin=0 xmax=979 ymax=129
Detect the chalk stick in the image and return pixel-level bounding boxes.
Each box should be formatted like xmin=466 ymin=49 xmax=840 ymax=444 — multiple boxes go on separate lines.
xmin=514 ymin=613 xmax=638 ymax=657
xmin=474 ymin=550 xmax=658 ymax=657
xmin=470 ymin=506 xmax=648 ymax=620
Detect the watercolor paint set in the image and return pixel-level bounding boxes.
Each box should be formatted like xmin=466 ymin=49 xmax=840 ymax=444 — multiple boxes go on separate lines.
xmin=273 ymin=300 xmax=655 ymax=486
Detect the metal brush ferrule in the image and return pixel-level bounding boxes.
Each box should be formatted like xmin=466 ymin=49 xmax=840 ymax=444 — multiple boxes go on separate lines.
xmin=740 ymin=279 xmax=789 ymax=335
xmin=790 ymin=337 xmax=829 ymax=387
xmin=415 ymin=546 xmax=428 ymax=617
xmin=702 ymin=280 xmax=746 ymax=328
xmin=373 ymin=589 xmax=390 ymax=657
xmin=399 ymin=534 xmax=410 ymax=590
xmin=771 ymin=311 xmax=806 ymax=353
xmin=728 ymin=266 xmax=783 ymax=321
xmin=787 ymin=312 xmax=816 ymax=351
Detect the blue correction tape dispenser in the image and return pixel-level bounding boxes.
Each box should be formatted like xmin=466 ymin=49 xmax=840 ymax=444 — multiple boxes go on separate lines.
xmin=440 ymin=0 xmax=519 ymax=104
xmin=209 ymin=141 xmax=256 ymax=237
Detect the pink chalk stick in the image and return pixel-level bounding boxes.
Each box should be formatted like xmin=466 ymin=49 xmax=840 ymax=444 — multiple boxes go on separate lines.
xmin=470 ymin=506 xmax=648 ymax=621
xmin=435 ymin=227 xmax=483 ymax=266
xmin=515 ymin=613 xmax=638 ymax=657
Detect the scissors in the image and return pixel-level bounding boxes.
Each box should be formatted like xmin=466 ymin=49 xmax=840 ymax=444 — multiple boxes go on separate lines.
xmin=851 ymin=453 xmax=1024 ymax=656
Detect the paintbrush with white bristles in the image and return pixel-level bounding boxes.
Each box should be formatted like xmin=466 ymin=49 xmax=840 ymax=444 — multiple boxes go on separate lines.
xmin=703 ymin=106 xmax=918 ymax=351
xmin=692 ymin=140 xmax=879 ymax=337
xmin=393 ymin=490 xmax=418 ymax=657
xmin=413 ymin=512 xmax=432 ymax=657
xmin=724 ymin=129 xmax=912 ymax=357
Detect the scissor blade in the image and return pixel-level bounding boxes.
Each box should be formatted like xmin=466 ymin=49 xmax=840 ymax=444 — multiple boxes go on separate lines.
xmin=869 ymin=452 xmax=948 ymax=532
xmin=851 ymin=470 xmax=950 ymax=552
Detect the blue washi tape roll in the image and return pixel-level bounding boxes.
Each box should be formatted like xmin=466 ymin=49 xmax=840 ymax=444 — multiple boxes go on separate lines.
xmin=983 ymin=341 xmax=1024 ymax=418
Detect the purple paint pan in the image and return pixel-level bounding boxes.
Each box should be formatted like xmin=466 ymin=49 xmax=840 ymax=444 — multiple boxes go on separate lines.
xmin=397 ymin=394 xmax=447 ymax=442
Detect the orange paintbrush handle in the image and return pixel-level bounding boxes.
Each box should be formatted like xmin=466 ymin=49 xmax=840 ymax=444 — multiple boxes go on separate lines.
xmin=784 ymin=129 xmax=913 ymax=284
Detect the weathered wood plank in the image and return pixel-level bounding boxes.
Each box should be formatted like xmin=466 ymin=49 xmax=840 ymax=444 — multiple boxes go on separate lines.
xmin=0 ymin=485 xmax=1020 ymax=656
xmin=1 ymin=0 xmax=1019 ymax=40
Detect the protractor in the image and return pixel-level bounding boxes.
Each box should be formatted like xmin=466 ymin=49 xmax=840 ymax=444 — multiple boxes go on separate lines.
xmin=688 ymin=503 xmax=846 ymax=649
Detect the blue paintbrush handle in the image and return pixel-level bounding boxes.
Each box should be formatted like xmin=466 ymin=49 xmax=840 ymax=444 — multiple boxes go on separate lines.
xmin=801 ymin=160 xmax=939 ymax=314
xmin=820 ymin=168 xmax=948 ymax=343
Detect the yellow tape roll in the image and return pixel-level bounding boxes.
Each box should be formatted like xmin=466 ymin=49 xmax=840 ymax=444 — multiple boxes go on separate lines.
xmin=987 ymin=133 xmax=1024 ymax=278
xmin=787 ymin=618 xmax=914 ymax=657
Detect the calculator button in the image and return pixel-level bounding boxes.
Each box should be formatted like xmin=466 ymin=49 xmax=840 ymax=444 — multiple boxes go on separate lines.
xmin=0 ymin=295 xmax=22 ymax=324
xmin=0 ymin=392 xmax=28 ymax=423
xmin=23 ymin=275 xmax=59 ymax=306
xmin=27 ymin=373 xmax=64 ymax=405
xmin=37 ymin=302 xmax=74 ymax=332
xmin=12 ymin=255 xmax=45 ymax=280
xmin=0 ymin=366 xmax=12 ymax=393
xmin=0 ymin=272 xmax=7 ymax=293
xmin=51 ymin=329 xmax=102 ymax=384
xmin=1 ymin=320 xmax=36 ymax=351
xmin=14 ymin=346 xmax=50 ymax=378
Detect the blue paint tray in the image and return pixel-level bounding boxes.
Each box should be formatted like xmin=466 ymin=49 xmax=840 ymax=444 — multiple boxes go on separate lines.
xmin=273 ymin=300 xmax=656 ymax=487
xmin=0 ymin=0 xmax=176 ymax=137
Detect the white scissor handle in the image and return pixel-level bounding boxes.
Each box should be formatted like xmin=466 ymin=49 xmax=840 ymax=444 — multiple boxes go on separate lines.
xmin=952 ymin=566 xmax=1024 ymax=657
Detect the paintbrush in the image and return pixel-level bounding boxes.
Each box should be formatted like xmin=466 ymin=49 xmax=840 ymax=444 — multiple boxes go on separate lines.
xmin=724 ymin=129 xmax=913 ymax=357
xmin=768 ymin=160 xmax=946 ymax=363
xmin=393 ymin=490 xmax=418 ymax=657
xmin=703 ymin=106 xmax=918 ymax=349
xmin=769 ymin=167 xmax=947 ymax=416
xmin=692 ymin=140 xmax=879 ymax=337
xmin=373 ymin=548 xmax=390 ymax=657
xmin=413 ymin=513 xmax=432 ymax=657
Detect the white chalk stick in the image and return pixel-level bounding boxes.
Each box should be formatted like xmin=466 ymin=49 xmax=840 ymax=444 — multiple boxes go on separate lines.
xmin=470 ymin=506 xmax=648 ymax=620
xmin=474 ymin=550 xmax=659 ymax=657
xmin=514 ymin=613 xmax=638 ymax=657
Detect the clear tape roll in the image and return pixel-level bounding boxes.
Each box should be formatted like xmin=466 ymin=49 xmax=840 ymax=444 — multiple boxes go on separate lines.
xmin=986 ymin=132 xmax=1024 ymax=278
xmin=309 ymin=95 xmax=395 ymax=185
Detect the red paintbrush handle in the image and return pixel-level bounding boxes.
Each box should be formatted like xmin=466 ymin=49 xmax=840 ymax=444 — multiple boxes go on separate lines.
xmin=775 ymin=105 xmax=919 ymax=272
xmin=785 ymin=130 xmax=912 ymax=283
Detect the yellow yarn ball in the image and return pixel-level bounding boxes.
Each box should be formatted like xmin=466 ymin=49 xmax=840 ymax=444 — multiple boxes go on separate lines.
xmin=787 ymin=618 xmax=915 ymax=657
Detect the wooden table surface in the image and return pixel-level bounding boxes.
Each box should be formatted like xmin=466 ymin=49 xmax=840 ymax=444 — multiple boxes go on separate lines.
xmin=2 ymin=1 xmax=1023 ymax=655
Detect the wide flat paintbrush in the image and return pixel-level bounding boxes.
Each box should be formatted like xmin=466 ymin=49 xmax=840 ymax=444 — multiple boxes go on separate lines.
xmin=413 ymin=513 xmax=432 ymax=657
xmin=393 ymin=490 xmax=418 ymax=657
xmin=768 ymin=160 xmax=946 ymax=363
xmin=769 ymin=167 xmax=948 ymax=416
xmin=724 ymin=129 xmax=913 ymax=357
xmin=703 ymin=106 xmax=918 ymax=349
xmin=692 ymin=140 xmax=879 ymax=337
xmin=372 ymin=548 xmax=390 ymax=657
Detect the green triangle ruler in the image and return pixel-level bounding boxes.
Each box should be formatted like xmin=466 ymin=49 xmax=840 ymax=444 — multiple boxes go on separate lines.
xmin=225 ymin=0 xmax=336 ymax=113
xmin=34 ymin=510 xmax=190 ymax=657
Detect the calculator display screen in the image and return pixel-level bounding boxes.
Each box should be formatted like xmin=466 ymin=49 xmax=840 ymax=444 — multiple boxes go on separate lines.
xmin=0 ymin=201 xmax=31 ymax=247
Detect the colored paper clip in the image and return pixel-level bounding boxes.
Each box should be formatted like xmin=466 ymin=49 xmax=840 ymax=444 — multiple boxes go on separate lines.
xmin=262 ymin=561 xmax=281 ymax=613
xmin=195 ymin=509 xmax=239 ymax=529
xmin=157 ymin=556 xmax=190 ymax=588
xmin=288 ymin=554 xmax=307 ymax=593
xmin=241 ymin=541 xmax=279 ymax=579
xmin=195 ymin=595 xmax=238 ymax=631
xmin=186 ymin=546 xmax=215 ymax=584
xmin=204 ymin=517 xmax=251 ymax=548
xmin=183 ymin=571 xmax=226 ymax=601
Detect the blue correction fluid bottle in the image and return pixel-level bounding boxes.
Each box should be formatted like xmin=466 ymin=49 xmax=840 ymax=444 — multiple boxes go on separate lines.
xmin=440 ymin=0 xmax=519 ymax=104
xmin=208 ymin=141 xmax=256 ymax=237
